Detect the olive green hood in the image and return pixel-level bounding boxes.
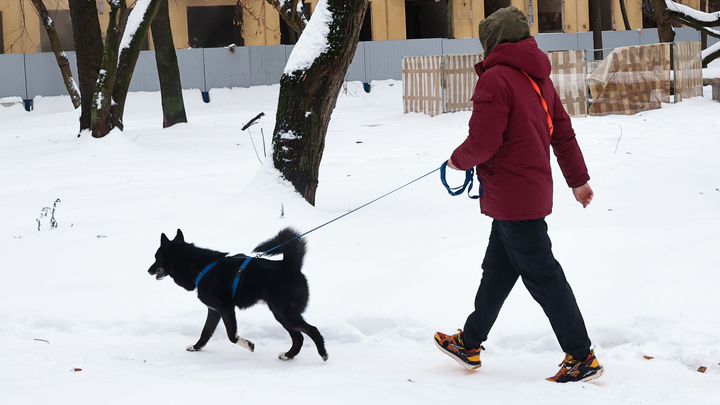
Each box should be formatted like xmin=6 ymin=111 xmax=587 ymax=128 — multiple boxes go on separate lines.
xmin=478 ymin=6 xmax=532 ymax=56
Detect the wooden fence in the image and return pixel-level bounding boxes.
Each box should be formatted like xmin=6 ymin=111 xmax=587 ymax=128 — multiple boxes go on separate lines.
xmin=401 ymin=53 xmax=482 ymax=117
xmin=404 ymin=42 xmax=702 ymax=118
xmin=403 ymin=50 xmax=588 ymax=118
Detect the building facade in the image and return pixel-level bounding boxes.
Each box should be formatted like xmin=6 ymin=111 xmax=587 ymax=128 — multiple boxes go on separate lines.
xmin=0 ymin=0 xmax=707 ymax=54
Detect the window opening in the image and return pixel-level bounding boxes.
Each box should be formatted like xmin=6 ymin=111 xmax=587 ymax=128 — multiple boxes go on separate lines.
xmin=188 ymin=5 xmax=244 ymax=48
xmin=405 ymin=0 xmax=449 ymax=39
xmin=538 ymin=0 xmax=564 ymax=32
xmin=484 ymin=0 xmax=511 ymax=18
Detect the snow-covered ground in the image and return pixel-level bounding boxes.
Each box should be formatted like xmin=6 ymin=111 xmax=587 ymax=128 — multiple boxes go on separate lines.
xmin=1 ymin=68 xmax=719 ymax=403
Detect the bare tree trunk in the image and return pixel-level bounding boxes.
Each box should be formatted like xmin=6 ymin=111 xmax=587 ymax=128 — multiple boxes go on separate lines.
xmin=273 ymin=0 xmax=369 ymax=205
xmin=151 ymin=0 xmax=187 ymax=128
xmin=619 ymin=0 xmax=632 ymax=30
xmin=91 ymin=0 xmax=126 ymax=138
xmin=31 ymin=0 xmax=81 ymax=109
xmin=651 ymin=0 xmax=676 ymax=43
xmin=700 ymin=0 xmax=708 ymax=67
xmin=447 ymin=0 xmax=454 ymax=39
xmin=112 ymin=0 xmax=163 ymax=129
xmin=69 ymin=0 xmax=104 ymax=133
xmin=591 ymin=0 xmax=603 ymax=60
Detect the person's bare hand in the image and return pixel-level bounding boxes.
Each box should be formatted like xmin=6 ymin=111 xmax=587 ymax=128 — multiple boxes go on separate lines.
xmin=572 ymin=183 xmax=594 ymax=208
xmin=446 ymin=158 xmax=460 ymax=170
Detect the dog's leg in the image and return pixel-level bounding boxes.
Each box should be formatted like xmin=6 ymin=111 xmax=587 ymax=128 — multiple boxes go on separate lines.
xmin=270 ymin=310 xmax=306 ymax=361
xmin=279 ymin=330 xmax=304 ymax=361
xmin=295 ymin=317 xmax=328 ymax=361
xmin=278 ymin=314 xmax=328 ymax=361
xmin=219 ymin=307 xmax=254 ymax=352
xmin=188 ymin=308 xmax=221 ymax=352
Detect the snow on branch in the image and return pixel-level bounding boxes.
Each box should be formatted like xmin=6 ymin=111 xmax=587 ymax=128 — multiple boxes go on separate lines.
xmin=702 ymin=40 xmax=720 ymax=60
xmin=283 ymin=0 xmax=333 ymax=75
xmin=664 ymin=0 xmax=720 ymax=26
xmin=663 ymin=0 xmax=720 ymax=62
xmin=119 ymin=0 xmax=153 ymax=58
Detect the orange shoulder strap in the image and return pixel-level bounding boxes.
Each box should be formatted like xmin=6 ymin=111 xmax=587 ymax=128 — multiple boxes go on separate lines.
xmin=521 ymin=71 xmax=554 ymax=137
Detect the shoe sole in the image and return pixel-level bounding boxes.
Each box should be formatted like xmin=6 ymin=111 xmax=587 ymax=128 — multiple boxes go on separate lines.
xmin=577 ymin=366 xmax=604 ymax=383
xmin=549 ymin=366 xmax=604 ymax=383
xmin=434 ymin=339 xmax=481 ymax=371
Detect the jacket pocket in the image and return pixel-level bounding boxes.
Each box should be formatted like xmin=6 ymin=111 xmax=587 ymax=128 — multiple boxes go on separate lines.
xmin=472 ymin=91 xmax=494 ymax=111
xmin=477 ymin=163 xmax=494 ymax=177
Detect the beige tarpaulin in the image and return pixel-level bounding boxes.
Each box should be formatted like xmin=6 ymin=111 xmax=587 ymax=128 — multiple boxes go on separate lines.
xmin=588 ymin=43 xmax=671 ymax=116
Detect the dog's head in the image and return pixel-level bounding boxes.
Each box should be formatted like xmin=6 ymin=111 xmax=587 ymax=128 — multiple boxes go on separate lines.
xmin=147 ymin=229 xmax=186 ymax=282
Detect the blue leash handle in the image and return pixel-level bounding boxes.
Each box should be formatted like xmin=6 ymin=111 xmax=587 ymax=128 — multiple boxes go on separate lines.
xmin=440 ymin=161 xmax=482 ymax=199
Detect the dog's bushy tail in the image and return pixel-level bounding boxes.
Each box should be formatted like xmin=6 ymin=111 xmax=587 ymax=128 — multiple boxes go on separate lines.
xmin=253 ymin=227 xmax=306 ymax=272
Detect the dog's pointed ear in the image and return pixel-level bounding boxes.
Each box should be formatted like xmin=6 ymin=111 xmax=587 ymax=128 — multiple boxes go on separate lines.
xmin=175 ymin=229 xmax=184 ymax=242
xmin=161 ymin=233 xmax=170 ymax=245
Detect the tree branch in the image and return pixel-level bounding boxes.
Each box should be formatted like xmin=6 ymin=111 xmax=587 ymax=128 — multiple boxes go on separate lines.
xmin=30 ymin=0 xmax=82 ymax=108
xmin=266 ymin=0 xmax=307 ymax=35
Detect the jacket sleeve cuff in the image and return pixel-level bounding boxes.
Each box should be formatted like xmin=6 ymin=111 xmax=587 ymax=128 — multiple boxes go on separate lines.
xmin=567 ymin=174 xmax=590 ymax=189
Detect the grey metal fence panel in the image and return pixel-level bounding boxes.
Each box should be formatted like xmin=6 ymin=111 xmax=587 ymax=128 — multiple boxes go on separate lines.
xmin=676 ymin=27 xmax=701 ymax=42
xmin=639 ymin=28 xmax=660 ymax=45
xmin=2 ymin=31 xmax=715 ymax=101
xmin=603 ymin=30 xmax=642 ymax=57
xmin=176 ymin=48 xmax=206 ymax=91
xmin=536 ymin=32 xmax=589 ymax=52
xmin=577 ymin=32 xmax=595 ymax=52
xmin=25 ymin=52 xmax=78 ymax=98
xmin=249 ymin=45 xmax=286 ymax=86
xmin=284 ymin=44 xmax=295 ymax=62
xmin=442 ymin=38 xmax=482 ymax=55
xmin=365 ymin=39 xmax=443 ymax=81
xmin=0 ymin=53 xmax=27 ymax=99
xmin=203 ymin=46 xmax=251 ymax=89
xmin=128 ymin=50 xmax=160 ymax=92
xmin=346 ymin=41 xmax=367 ymax=82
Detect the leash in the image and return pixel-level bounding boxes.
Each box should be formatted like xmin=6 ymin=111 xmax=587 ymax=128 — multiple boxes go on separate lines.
xmin=259 ymin=165 xmax=444 ymax=256
xmin=440 ymin=161 xmax=482 ymax=199
xmin=195 ymin=166 xmax=444 ymax=297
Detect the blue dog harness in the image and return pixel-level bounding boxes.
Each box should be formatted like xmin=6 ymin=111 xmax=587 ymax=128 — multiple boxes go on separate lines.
xmin=194 ymin=255 xmax=253 ymax=298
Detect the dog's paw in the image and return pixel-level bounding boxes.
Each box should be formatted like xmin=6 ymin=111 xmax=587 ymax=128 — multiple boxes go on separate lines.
xmin=186 ymin=345 xmax=198 ymax=352
xmin=278 ymin=352 xmax=293 ymax=361
xmin=234 ymin=336 xmax=254 ymax=352
xmin=322 ymin=353 xmax=329 ymax=362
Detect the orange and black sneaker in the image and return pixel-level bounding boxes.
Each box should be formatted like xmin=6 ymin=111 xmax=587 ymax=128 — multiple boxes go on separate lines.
xmin=434 ymin=329 xmax=483 ymax=370
xmin=546 ymin=350 xmax=604 ymax=383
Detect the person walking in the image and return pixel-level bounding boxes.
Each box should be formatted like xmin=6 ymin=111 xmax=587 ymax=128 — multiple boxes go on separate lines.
xmin=433 ymin=6 xmax=603 ymax=383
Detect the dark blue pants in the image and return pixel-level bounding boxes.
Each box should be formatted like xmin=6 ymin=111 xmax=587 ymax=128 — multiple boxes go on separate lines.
xmin=462 ymin=219 xmax=591 ymax=360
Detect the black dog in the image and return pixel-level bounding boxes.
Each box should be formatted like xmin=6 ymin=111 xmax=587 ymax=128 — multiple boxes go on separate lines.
xmin=147 ymin=227 xmax=327 ymax=361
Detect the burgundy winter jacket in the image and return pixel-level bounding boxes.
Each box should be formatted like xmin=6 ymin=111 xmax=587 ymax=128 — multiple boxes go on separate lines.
xmin=450 ymin=37 xmax=590 ymax=221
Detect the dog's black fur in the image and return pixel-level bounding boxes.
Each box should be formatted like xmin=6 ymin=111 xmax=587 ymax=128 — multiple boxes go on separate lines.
xmin=147 ymin=227 xmax=327 ymax=361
